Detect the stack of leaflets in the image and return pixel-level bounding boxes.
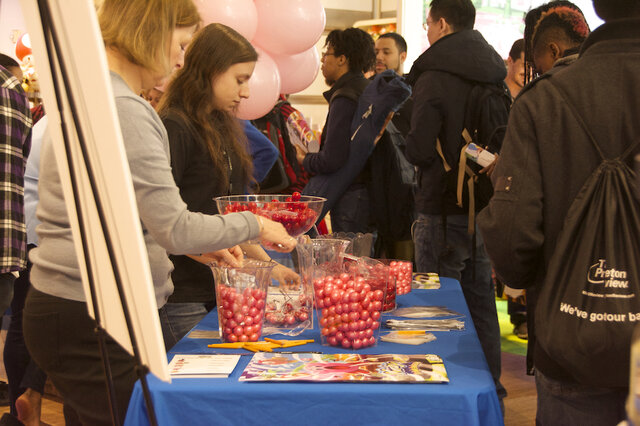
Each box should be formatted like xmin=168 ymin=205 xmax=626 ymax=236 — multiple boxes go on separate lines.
xmin=380 ymin=330 xmax=437 ymax=345
xmin=384 ymin=318 xmax=465 ymax=331
xmin=168 ymin=354 xmax=241 ymax=379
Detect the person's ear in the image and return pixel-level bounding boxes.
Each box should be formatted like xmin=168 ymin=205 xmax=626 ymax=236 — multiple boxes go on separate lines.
xmin=440 ymin=17 xmax=454 ymax=36
xmin=549 ymin=42 xmax=561 ymax=60
xmin=400 ymin=51 xmax=407 ymax=64
xmin=336 ymin=54 xmax=347 ymax=67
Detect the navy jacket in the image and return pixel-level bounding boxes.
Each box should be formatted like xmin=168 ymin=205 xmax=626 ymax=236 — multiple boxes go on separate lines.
xmin=302 ymin=72 xmax=369 ymax=175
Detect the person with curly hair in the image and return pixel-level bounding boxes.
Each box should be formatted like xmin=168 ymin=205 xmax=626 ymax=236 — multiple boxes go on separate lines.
xmin=295 ymin=28 xmax=375 ymax=233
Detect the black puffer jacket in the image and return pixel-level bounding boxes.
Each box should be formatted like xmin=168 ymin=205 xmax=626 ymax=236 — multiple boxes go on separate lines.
xmin=405 ymin=29 xmax=506 ymax=215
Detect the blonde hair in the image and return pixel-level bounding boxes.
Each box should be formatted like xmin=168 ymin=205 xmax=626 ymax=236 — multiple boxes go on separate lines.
xmin=98 ymin=0 xmax=200 ymax=75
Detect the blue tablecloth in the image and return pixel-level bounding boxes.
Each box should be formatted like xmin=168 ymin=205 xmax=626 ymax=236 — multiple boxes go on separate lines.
xmin=125 ymin=278 xmax=503 ymax=426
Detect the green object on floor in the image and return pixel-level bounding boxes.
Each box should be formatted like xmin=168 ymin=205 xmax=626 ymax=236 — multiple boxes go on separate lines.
xmin=496 ymin=299 xmax=527 ymax=356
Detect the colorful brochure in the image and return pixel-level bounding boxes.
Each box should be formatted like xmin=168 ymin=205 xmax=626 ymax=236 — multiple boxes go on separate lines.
xmin=239 ymin=353 xmax=449 ymax=383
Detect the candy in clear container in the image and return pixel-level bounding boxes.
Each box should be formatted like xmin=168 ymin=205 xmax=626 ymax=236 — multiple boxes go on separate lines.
xmin=380 ymin=259 xmax=413 ymax=295
xmin=212 ymin=259 xmax=275 ymax=343
xmin=315 ymin=256 xmax=387 ymax=349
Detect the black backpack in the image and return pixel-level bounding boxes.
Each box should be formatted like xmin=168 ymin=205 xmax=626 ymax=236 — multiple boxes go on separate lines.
xmin=436 ymin=81 xmax=511 ymax=233
xmin=535 ymin=80 xmax=640 ymax=388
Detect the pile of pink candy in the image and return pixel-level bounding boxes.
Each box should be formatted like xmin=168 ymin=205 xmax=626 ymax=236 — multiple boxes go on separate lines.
xmin=314 ymin=267 xmax=387 ymax=349
xmin=387 ymin=260 xmax=413 ymax=295
xmin=217 ymin=286 xmax=267 ymax=343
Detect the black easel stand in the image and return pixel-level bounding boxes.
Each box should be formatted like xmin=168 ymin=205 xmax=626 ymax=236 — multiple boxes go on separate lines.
xmin=36 ymin=1 xmax=159 ymax=425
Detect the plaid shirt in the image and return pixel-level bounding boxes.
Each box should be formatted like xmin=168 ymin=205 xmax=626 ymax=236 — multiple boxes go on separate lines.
xmin=0 ymin=66 xmax=32 ymax=273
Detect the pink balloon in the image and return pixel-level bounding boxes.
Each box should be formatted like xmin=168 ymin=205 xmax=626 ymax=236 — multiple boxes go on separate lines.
xmin=272 ymin=47 xmax=320 ymax=95
xmin=236 ymin=48 xmax=281 ymax=120
xmin=253 ymin=0 xmax=325 ymax=55
xmin=195 ymin=0 xmax=258 ymax=41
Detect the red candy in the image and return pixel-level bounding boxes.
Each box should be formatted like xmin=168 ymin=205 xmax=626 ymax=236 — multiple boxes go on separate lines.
xmin=221 ymin=195 xmax=319 ymax=237
xmin=314 ymin=269 xmax=386 ymax=350
xmin=264 ymin=292 xmax=313 ymax=329
xmin=388 ymin=260 xmax=413 ymax=295
xmin=217 ymin=284 xmax=268 ymax=343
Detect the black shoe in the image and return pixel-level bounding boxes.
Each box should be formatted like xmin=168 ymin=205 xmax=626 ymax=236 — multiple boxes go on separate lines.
xmin=0 ymin=382 xmax=9 ymax=406
xmin=0 ymin=413 xmax=24 ymax=426
xmin=513 ymin=322 xmax=528 ymax=340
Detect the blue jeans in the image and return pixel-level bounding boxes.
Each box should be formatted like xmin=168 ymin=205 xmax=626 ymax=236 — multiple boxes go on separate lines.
xmin=159 ymin=302 xmax=210 ymax=351
xmin=535 ymin=370 xmax=626 ymax=426
xmin=413 ymin=213 xmax=505 ymax=401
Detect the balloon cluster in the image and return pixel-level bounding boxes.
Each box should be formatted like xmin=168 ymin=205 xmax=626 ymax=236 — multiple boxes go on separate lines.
xmin=196 ymin=0 xmax=325 ymax=119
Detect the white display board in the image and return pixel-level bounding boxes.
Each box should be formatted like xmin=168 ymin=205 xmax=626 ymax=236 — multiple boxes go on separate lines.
xmin=19 ymin=0 xmax=169 ymax=382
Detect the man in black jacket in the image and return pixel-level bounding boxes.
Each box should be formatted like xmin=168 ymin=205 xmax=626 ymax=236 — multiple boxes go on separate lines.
xmin=404 ymin=0 xmax=506 ymax=404
xmin=478 ymin=1 xmax=640 ymax=424
xmin=296 ymin=28 xmax=374 ymax=233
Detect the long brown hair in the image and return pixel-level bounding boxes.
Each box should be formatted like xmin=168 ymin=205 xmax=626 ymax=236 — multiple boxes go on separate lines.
xmin=158 ymin=23 xmax=257 ymax=189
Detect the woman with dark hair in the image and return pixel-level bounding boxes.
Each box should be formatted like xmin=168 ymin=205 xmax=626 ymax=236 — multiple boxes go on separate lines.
xmin=157 ymin=23 xmax=299 ymax=348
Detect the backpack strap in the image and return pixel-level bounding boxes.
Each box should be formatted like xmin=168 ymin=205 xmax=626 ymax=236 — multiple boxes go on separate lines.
xmin=436 ymin=138 xmax=452 ymax=172
xmin=456 ymin=128 xmax=473 ymax=209
xmin=436 ymin=128 xmax=478 ymax=235
xmin=547 ymin=79 xmax=640 ymax=161
xmin=546 ymin=80 xmax=606 ymax=160
xmin=330 ymin=86 xmax=361 ymax=105
xmin=458 ymin=129 xmax=478 ymax=234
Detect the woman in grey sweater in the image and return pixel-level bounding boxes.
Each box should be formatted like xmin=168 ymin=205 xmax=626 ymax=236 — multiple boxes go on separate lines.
xmin=21 ymin=1 xmax=295 ymax=424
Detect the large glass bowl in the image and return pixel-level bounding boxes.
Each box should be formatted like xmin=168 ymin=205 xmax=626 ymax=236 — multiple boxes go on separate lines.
xmin=215 ymin=194 xmax=326 ymax=237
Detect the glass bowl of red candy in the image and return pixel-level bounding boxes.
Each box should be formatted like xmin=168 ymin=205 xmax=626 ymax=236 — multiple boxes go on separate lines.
xmin=215 ymin=192 xmax=326 ymax=237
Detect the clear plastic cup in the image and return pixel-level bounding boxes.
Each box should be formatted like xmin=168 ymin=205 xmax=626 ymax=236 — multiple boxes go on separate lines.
xmin=315 ymin=256 xmax=386 ymax=349
xmin=212 ymin=259 xmax=275 ymax=343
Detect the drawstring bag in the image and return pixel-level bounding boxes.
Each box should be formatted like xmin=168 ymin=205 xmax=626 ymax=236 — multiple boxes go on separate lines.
xmin=535 ymin=80 xmax=640 ymax=387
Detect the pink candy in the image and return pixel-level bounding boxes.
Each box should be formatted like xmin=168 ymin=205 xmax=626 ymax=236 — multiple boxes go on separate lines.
xmin=388 ymin=260 xmax=413 ymax=295
xmin=217 ymin=286 xmax=267 ymax=342
xmin=314 ymin=271 xmax=386 ymax=349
